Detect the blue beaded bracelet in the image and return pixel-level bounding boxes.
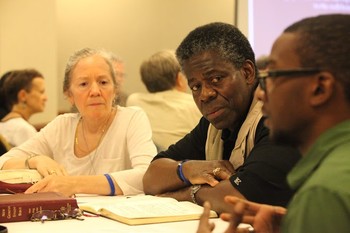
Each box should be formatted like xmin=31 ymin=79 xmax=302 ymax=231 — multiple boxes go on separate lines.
xmin=177 ymin=160 xmax=191 ymax=185
xmin=104 ymin=174 xmax=115 ymax=196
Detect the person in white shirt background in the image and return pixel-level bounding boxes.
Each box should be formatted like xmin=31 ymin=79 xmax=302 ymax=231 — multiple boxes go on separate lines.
xmin=127 ymin=50 xmax=201 ymax=151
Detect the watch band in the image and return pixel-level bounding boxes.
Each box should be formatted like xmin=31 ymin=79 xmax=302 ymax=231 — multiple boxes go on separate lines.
xmin=190 ymin=184 xmax=201 ymax=204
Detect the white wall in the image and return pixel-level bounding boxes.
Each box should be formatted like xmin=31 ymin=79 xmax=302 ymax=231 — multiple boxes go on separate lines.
xmin=0 ymin=0 xmax=57 ymax=124
xmin=56 ymin=0 xmax=235 ymax=111
xmin=0 ymin=0 xmax=235 ymax=123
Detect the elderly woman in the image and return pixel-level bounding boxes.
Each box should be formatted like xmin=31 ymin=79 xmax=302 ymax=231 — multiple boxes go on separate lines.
xmin=0 ymin=48 xmax=157 ymax=196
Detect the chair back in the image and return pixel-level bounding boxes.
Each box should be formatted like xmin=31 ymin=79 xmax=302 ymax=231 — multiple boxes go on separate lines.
xmin=0 ymin=135 xmax=12 ymax=156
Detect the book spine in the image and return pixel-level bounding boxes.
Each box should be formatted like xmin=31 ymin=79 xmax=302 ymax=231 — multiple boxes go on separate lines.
xmin=0 ymin=200 xmax=78 ymax=223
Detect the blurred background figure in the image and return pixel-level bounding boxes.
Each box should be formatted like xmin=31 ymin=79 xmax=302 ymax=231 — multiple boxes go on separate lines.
xmin=110 ymin=53 xmax=129 ymax=106
xmin=0 ymin=69 xmax=47 ymax=147
xmin=127 ymin=50 xmax=201 ymax=151
xmin=0 ymin=71 xmax=14 ymax=120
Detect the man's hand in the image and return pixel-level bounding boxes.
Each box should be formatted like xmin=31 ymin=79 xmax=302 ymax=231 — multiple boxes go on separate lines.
xmin=183 ymin=160 xmax=235 ymax=187
xmin=197 ymin=201 xmax=254 ymax=233
xmin=158 ymin=186 xmax=192 ymax=202
xmin=197 ymin=202 xmax=216 ymax=233
xmin=220 ymin=196 xmax=286 ymax=233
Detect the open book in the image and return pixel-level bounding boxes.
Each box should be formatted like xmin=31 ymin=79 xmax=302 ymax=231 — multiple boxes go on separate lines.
xmin=79 ymin=195 xmax=218 ymax=225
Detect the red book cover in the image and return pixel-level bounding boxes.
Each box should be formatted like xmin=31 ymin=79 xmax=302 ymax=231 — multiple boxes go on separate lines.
xmin=0 ymin=181 xmax=32 ymax=194
xmin=0 ymin=192 xmax=78 ymax=223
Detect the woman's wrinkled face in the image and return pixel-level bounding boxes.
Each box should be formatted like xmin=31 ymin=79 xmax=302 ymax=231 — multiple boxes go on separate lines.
xmin=67 ymin=55 xmax=116 ymax=118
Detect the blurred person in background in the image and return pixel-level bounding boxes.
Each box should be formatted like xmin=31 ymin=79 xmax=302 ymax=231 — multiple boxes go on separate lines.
xmin=110 ymin=53 xmax=129 ymax=106
xmin=127 ymin=50 xmax=201 ymax=151
xmin=0 ymin=69 xmax=47 ymax=147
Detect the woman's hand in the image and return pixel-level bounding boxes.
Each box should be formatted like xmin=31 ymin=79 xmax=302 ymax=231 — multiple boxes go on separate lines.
xmin=25 ymin=175 xmax=77 ymax=197
xmin=28 ymin=155 xmax=68 ymax=177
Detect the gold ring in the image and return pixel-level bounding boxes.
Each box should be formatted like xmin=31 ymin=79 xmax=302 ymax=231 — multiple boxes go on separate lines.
xmin=49 ymin=170 xmax=57 ymax=175
xmin=213 ymin=167 xmax=221 ymax=176
xmin=248 ymin=226 xmax=255 ymax=233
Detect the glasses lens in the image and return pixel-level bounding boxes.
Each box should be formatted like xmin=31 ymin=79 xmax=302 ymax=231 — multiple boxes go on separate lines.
xmin=71 ymin=208 xmax=83 ymax=218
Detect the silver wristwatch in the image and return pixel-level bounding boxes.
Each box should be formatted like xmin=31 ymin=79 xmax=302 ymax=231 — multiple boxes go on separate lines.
xmin=190 ymin=184 xmax=201 ymax=204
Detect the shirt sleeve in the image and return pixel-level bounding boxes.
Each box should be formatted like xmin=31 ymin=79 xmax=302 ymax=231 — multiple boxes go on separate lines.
xmin=152 ymin=117 xmax=209 ymax=162
xmin=229 ymin=119 xmax=301 ymax=207
xmin=13 ymin=123 xmax=37 ymax=146
xmin=109 ymin=108 xmax=157 ymax=195
xmin=0 ymin=117 xmax=61 ymax=169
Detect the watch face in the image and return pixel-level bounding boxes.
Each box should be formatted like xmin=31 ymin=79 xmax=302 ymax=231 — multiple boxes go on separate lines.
xmin=191 ymin=184 xmax=201 ymax=204
xmin=192 ymin=184 xmax=201 ymax=192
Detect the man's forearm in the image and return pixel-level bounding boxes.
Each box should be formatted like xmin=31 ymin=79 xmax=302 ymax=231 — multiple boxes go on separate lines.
xmin=195 ymin=180 xmax=246 ymax=214
xmin=143 ymin=158 xmax=187 ymax=194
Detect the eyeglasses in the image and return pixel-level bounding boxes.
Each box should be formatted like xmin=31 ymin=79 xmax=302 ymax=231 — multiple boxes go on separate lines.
xmin=258 ymin=68 xmax=321 ymax=91
xmin=31 ymin=208 xmax=83 ymax=222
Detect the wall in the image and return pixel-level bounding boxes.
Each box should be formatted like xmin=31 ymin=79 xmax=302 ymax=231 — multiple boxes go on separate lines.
xmin=0 ymin=0 xmax=57 ymax=124
xmin=0 ymin=0 xmax=235 ymax=123
xmin=56 ymin=0 xmax=235 ymax=111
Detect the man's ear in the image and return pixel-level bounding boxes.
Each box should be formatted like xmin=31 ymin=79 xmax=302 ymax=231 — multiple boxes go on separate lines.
xmin=309 ymin=72 xmax=335 ymax=106
xmin=241 ymin=60 xmax=256 ymax=85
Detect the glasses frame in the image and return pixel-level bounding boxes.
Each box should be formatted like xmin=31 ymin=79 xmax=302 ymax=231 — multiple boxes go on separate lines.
xmin=30 ymin=208 xmax=83 ymax=222
xmin=258 ymin=68 xmax=321 ymax=91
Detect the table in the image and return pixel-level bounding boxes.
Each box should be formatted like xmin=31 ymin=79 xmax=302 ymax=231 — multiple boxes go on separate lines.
xmin=1 ymin=195 xmax=236 ymax=233
xmin=3 ymin=215 xmax=232 ymax=233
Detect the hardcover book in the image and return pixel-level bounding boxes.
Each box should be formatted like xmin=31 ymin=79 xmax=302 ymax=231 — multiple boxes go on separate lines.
xmin=0 ymin=192 xmax=79 ymax=223
xmin=0 ymin=169 xmax=42 ymax=194
xmin=79 ymin=195 xmax=218 ymax=225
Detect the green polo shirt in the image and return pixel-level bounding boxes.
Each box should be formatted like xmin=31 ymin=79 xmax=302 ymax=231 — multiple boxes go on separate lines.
xmin=282 ymin=120 xmax=350 ymax=233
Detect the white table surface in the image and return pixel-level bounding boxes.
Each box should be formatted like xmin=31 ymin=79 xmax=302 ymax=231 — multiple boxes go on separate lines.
xmin=1 ymin=194 xmax=235 ymax=233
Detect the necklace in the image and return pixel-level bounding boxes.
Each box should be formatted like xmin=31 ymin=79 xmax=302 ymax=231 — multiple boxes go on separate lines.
xmin=1 ymin=111 xmax=25 ymax=122
xmin=75 ymin=108 xmax=114 ymax=174
xmin=75 ymin=119 xmax=89 ymax=154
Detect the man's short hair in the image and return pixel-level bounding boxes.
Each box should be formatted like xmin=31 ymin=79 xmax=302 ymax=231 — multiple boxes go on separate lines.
xmin=140 ymin=50 xmax=181 ymax=93
xmin=284 ymin=14 xmax=350 ymax=101
xmin=176 ymin=22 xmax=257 ymax=74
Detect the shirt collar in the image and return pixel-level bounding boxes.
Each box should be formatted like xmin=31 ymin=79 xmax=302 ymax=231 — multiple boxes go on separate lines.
xmin=288 ymin=120 xmax=350 ymax=190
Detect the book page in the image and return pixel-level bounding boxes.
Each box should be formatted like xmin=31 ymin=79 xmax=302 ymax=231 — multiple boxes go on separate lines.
xmin=104 ymin=199 xmax=202 ymax=219
xmin=80 ymin=195 xmax=217 ymax=219
xmin=0 ymin=169 xmax=42 ymax=183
